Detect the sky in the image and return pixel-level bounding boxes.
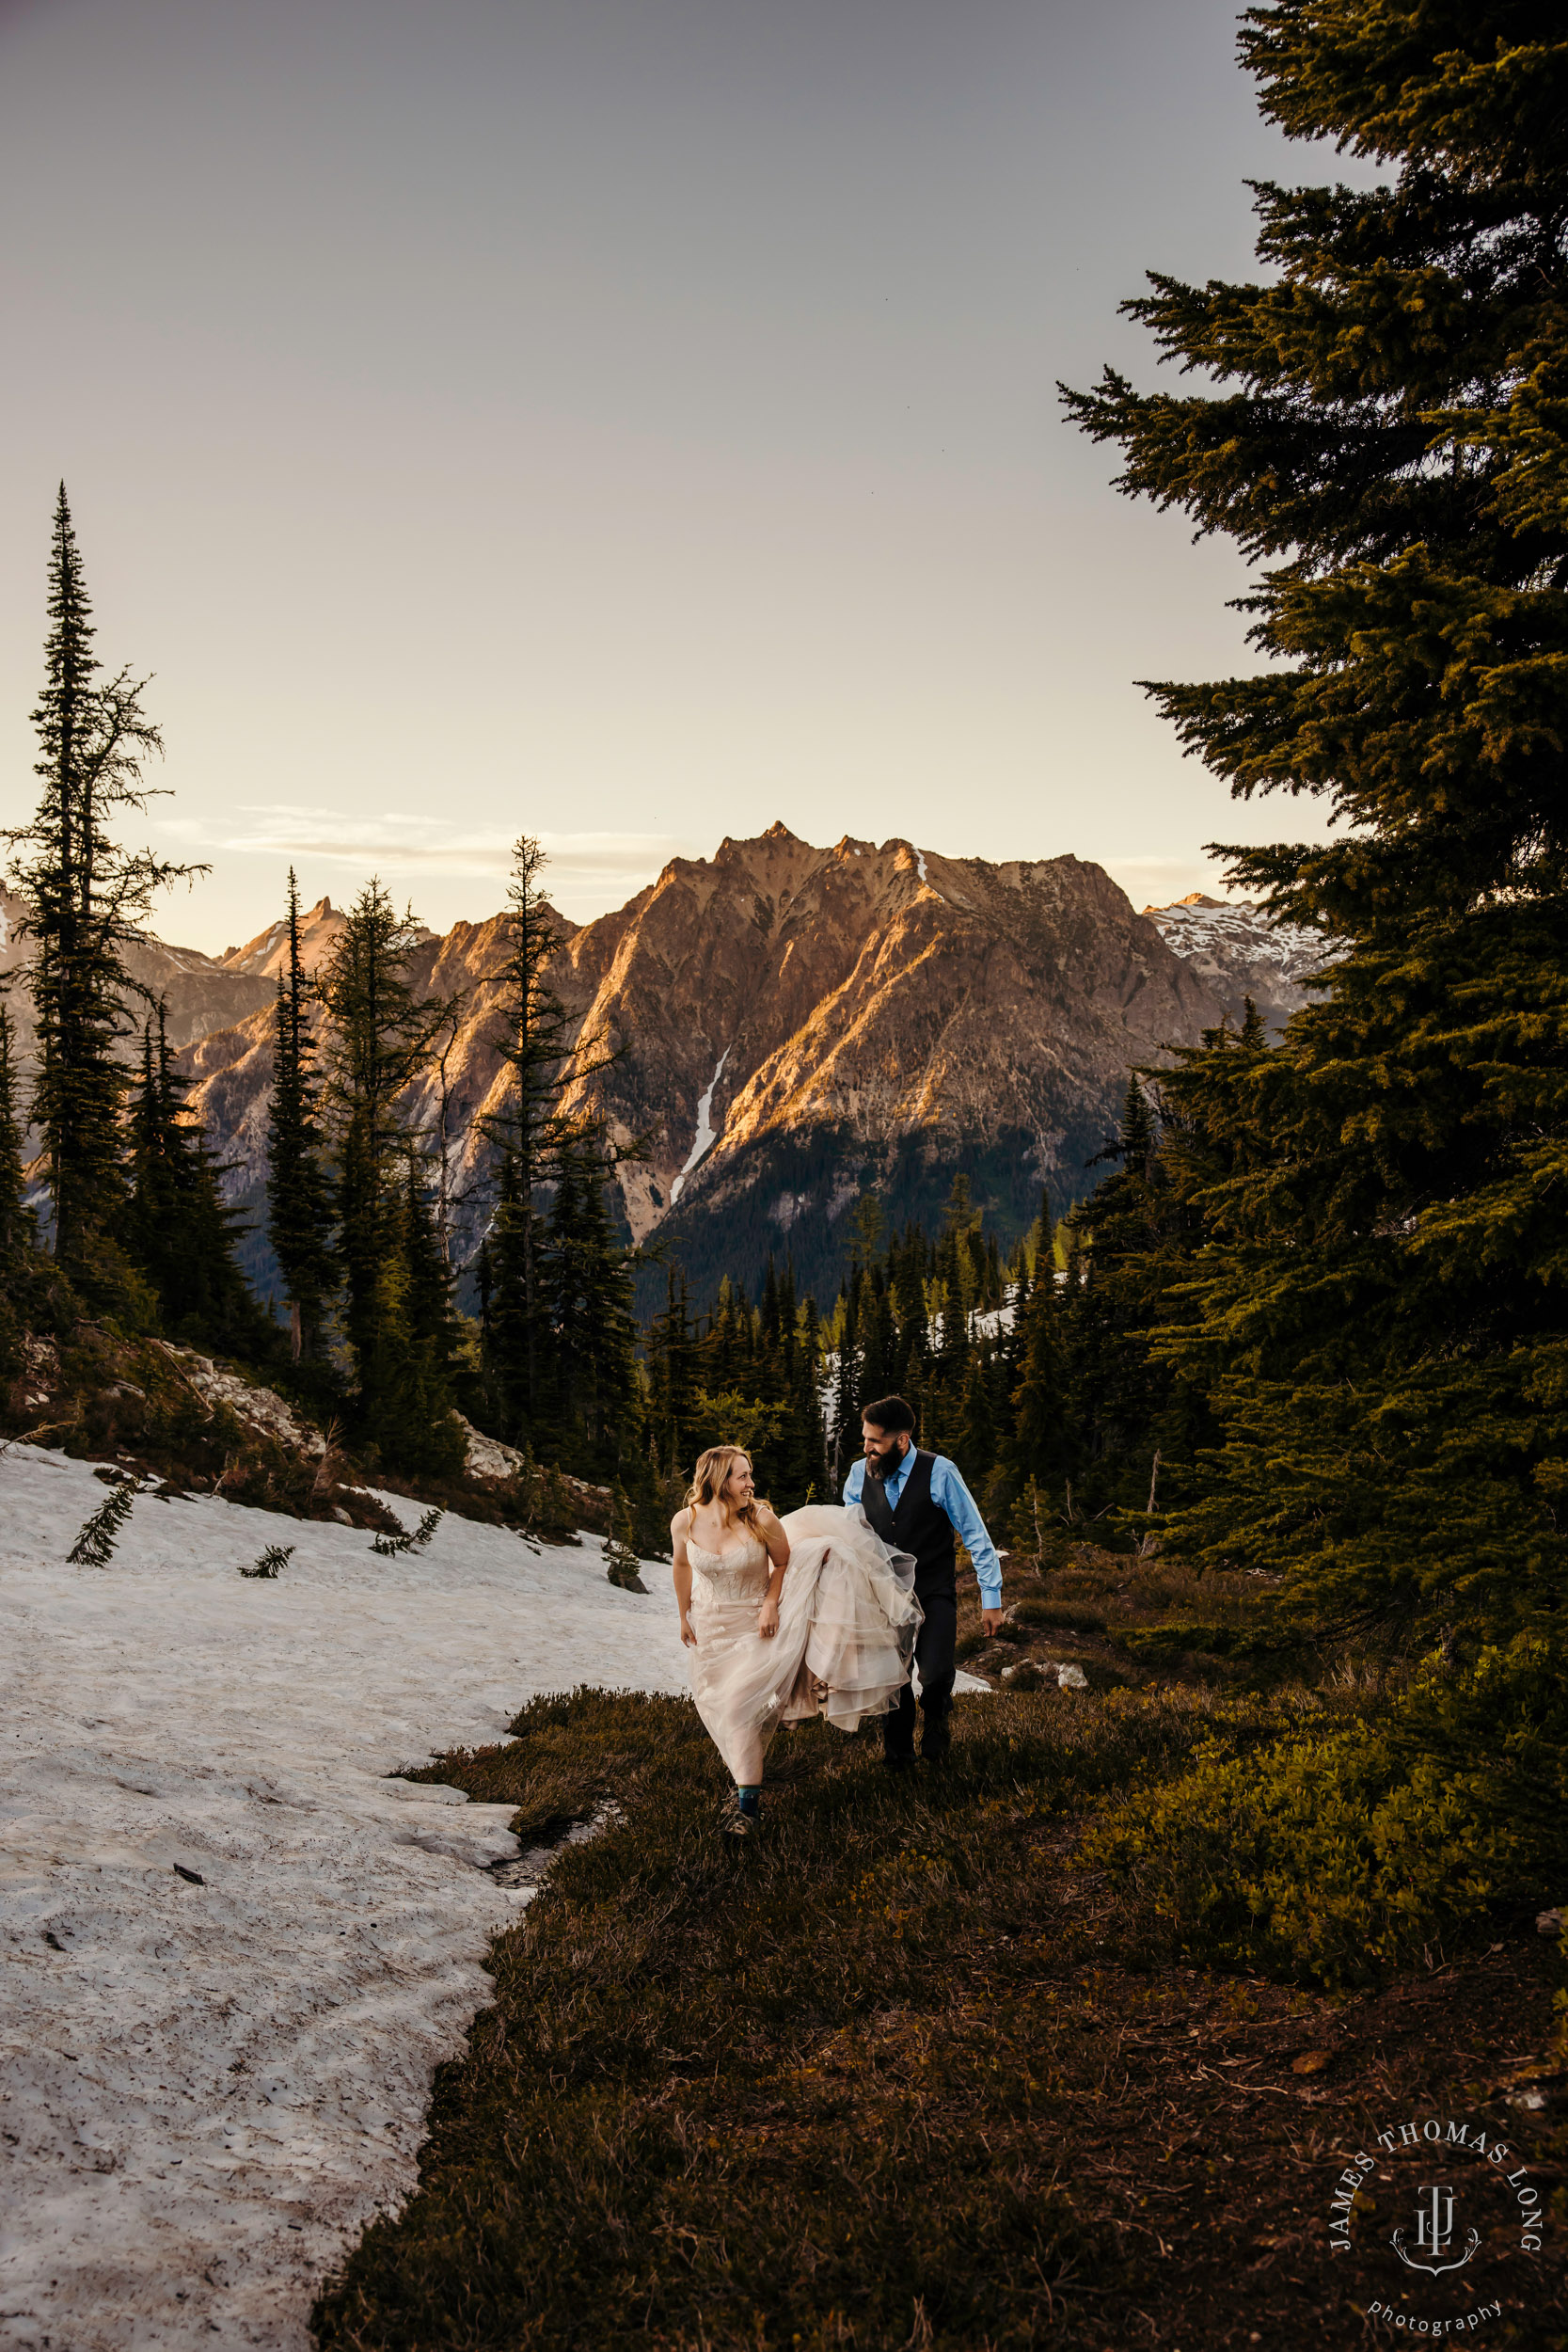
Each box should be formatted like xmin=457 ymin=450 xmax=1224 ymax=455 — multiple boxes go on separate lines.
xmin=0 ymin=0 xmax=1370 ymax=953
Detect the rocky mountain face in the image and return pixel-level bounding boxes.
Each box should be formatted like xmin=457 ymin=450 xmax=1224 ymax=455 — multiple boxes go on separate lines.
xmin=1140 ymin=893 xmax=1338 ymax=1035
xmin=5 ymin=838 xmax=1337 ymax=1315
xmin=1 ymin=884 xmax=277 ymax=1153
xmin=177 ymin=826 xmax=1233 ymax=1310
xmin=548 ymin=827 xmax=1228 ymax=1304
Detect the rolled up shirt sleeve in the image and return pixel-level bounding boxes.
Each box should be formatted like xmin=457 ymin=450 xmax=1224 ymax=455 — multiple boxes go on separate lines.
xmin=843 ymin=1461 xmax=865 ymax=1507
xmin=930 ymin=1457 xmax=1003 ymax=1607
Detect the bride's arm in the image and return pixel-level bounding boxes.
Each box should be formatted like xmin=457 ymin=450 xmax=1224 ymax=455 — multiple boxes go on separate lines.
xmin=754 ymin=1506 xmax=789 ymax=1638
xmin=670 ymin=1509 xmax=696 ymax=1646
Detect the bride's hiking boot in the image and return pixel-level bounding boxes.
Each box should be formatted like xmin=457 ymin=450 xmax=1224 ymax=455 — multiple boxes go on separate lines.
xmin=723 ymin=1788 xmax=762 ymax=1837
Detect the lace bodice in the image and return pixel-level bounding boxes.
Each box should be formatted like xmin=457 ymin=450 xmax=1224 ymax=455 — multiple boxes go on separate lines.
xmin=687 ymin=1531 xmax=769 ymax=1603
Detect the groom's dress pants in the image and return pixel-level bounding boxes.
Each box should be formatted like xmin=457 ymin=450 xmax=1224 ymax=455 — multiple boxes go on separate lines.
xmin=884 ymin=1574 xmax=957 ymax=1758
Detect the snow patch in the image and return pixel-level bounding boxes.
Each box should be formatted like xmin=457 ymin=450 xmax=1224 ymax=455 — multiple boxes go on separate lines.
xmin=669 ymin=1045 xmax=732 ymax=1204
xmin=915 ymin=851 xmax=927 ymax=882
xmin=1146 ymin=898 xmax=1338 ymax=982
xmin=0 ymin=1446 xmax=688 ymax=2350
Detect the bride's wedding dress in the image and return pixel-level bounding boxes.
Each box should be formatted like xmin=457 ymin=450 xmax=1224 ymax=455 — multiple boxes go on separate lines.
xmin=687 ymin=1502 xmax=922 ymax=1783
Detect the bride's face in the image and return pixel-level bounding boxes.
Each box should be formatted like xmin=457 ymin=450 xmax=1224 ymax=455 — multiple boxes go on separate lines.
xmin=722 ymin=1456 xmax=754 ymax=1510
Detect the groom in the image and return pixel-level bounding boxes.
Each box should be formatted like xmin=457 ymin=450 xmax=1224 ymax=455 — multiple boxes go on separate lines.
xmin=843 ymin=1395 xmax=1004 ymax=1769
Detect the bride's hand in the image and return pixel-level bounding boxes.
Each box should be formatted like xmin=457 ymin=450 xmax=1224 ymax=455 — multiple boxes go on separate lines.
xmin=757 ymin=1596 xmax=779 ymax=1639
xmin=680 ymin=1612 xmax=697 ymax=1647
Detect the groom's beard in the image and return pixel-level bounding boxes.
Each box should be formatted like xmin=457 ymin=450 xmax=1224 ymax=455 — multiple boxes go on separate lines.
xmin=864 ymin=1454 xmax=893 ymax=1483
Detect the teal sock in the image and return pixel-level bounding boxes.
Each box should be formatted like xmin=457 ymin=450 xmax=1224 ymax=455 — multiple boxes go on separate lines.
xmin=736 ymin=1786 xmax=762 ymax=1817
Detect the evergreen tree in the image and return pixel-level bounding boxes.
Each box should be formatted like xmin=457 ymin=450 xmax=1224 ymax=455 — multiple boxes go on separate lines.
xmin=375 ymin=1152 xmax=467 ymax=1477
xmin=2 ymin=486 xmax=195 ymax=1285
xmin=265 ymin=867 xmax=338 ymax=1362
xmin=953 ymin=1339 xmax=999 ymax=1493
xmin=829 ymin=1262 xmax=864 ymax=1487
xmin=758 ymin=1256 xmax=782 ymax=1355
xmin=1055 ymin=1083 xmax=1196 ymax=1514
xmin=646 ymin=1266 xmax=701 ymax=1476
xmin=319 ymin=877 xmax=462 ymax=1468
xmin=1064 ymin=1 xmax=1568 ymax=1642
xmin=1006 ymin=1200 xmax=1076 ymax=1506
xmin=889 ymin=1226 xmax=930 ymax=1418
xmin=120 ymin=1006 xmax=266 ymax=1353
xmin=477 ymin=836 xmax=612 ymax=1441
xmin=779 ymin=1290 xmax=828 ymax=1507
xmin=546 ymin=1122 xmax=641 ymax=1473
xmin=702 ymin=1276 xmax=751 ymax=1394
xmin=0 ymin=1007 xmax=33 ymax=1264
xmin=858 ymin=1265 xmax=897 ymax=1405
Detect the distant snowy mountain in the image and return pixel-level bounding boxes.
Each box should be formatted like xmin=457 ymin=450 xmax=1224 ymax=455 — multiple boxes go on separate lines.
xmin=1141 ymin=893 xmax=1340 ymax=1034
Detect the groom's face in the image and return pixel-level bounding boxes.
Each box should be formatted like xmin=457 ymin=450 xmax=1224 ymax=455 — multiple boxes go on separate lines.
xmin=862 ymin=1421 xmax=910 ymax=1476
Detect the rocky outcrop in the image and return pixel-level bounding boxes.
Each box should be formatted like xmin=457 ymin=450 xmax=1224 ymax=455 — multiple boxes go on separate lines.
xmin=1141 ymin=893 xmax=1339 ymax=1035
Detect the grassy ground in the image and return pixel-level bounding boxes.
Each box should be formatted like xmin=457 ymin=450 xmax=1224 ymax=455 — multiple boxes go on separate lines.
xmin=311 ymin=1672 xmax=1567 ymax=2352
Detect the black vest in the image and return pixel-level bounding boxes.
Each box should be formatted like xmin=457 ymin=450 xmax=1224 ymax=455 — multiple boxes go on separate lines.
xmin=860 ymin=1448 xmax=955 ymax=1590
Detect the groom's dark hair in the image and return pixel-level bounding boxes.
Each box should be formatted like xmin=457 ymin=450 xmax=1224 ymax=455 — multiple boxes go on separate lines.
xmin=863 ymin=1394 xmax=915 ymax=1435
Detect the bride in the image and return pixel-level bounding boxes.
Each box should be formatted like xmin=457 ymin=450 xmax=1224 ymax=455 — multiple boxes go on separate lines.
xmin=671 ymin=1444 xmax=922 ymax=1836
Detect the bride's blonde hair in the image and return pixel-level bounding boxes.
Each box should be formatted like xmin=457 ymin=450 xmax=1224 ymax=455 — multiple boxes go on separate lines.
xmin=686 ymin=1444 xmax=767 ymax=1534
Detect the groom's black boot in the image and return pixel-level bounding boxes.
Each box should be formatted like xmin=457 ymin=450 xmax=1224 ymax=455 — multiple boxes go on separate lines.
xmin=920 ymin=1710 xmax=951 ymax=1765
xmin=882 ymin=1685 xmax=917 ymax=1773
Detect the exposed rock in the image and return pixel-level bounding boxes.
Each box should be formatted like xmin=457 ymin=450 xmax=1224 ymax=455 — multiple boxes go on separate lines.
xmin=459 ymin=1418 xmax=528 ymax=1484
xmin=159 ymin=1347 xmax=326 ymax=1457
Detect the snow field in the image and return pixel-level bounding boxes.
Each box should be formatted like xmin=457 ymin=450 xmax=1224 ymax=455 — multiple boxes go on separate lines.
xmin=0 ymin=1446 xmax=689 ymax=2351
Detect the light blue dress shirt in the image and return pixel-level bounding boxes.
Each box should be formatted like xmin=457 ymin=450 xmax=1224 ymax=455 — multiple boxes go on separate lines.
xmin=843 ymin=1448 xmax=1003 ymax=1607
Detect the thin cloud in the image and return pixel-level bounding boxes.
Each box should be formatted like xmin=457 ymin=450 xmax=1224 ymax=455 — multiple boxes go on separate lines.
xmin=150 ymin=808 xmax=705 ymax=915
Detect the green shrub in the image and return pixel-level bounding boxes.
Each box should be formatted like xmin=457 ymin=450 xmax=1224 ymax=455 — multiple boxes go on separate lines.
xmin=1115 ymin=1620 xmax=1301 ymax=1664
xmin=1011 ymin=1597 xmax=1109 ymax=1633
xmin=1085 ymin=1636 xmax=1568 ymax=1988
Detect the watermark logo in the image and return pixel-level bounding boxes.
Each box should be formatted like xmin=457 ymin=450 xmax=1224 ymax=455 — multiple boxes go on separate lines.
xmin=1391 ymin=2183 xmax=1480 ymax=2277
xmin=1323 ymin=2112 xmax=1544 ymax=2332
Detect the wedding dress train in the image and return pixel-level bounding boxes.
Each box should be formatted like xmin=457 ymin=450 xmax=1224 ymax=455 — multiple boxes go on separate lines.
xmin=686 ymin=1502 xmax=922 ymax=1784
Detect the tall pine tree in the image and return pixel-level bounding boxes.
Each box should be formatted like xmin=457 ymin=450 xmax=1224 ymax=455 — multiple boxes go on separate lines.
xmin=0 ymin=1007 xmax=33 ymax=1266
xmin=477 ymin=836 xmax=617 ymax=1444
xmin=119 ymin=1005 xmax=263 ymax=1353
xmin=1064 ymin=1 xmax=1568 ymax=1643
xmin=3 ymin=486 xmax=194 ymax=1287
xmin=265 ymin=868 xmax=338 ymax=1363
xmin=319 ymin=878 xmax=463 ymax=1469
